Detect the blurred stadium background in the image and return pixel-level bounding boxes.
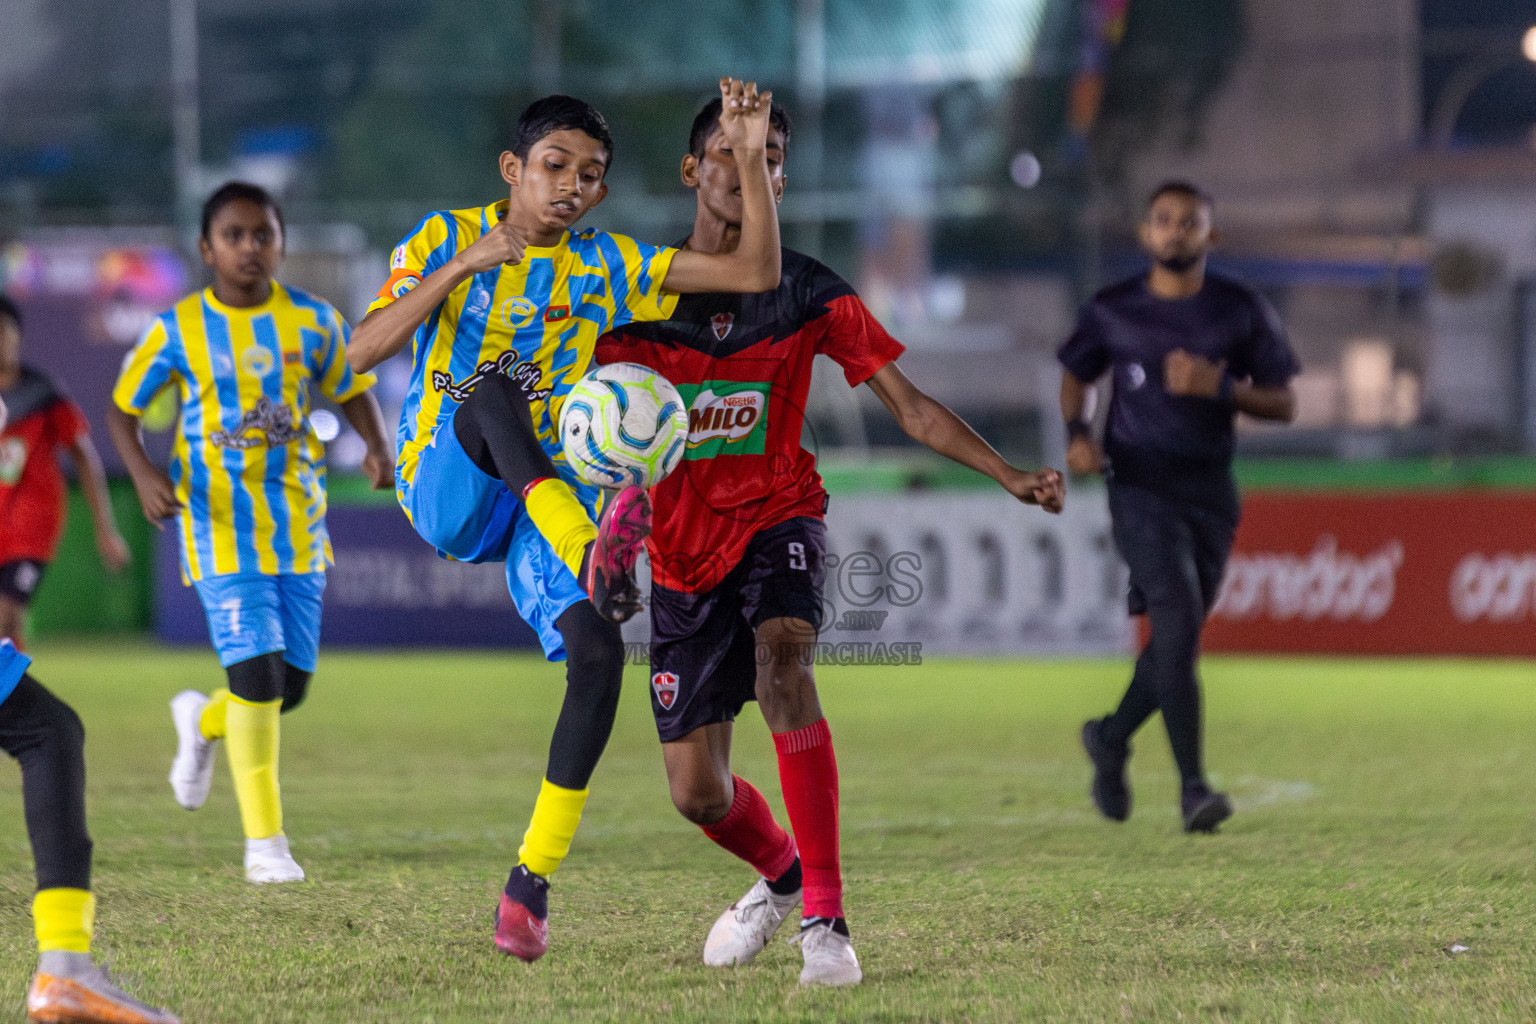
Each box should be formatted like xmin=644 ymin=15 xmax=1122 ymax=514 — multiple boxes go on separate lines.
xmin=3 ymin=0 xmax=1536 ymax=659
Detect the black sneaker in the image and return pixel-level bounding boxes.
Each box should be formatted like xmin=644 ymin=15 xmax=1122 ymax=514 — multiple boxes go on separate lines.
xmin=1180 ymin=787 xmax=1233 ymax=834
xmin=1081 ymin=717 xmax=1131 ymax=822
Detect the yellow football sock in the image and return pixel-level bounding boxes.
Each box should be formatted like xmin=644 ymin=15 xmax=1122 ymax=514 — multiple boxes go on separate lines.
xmin=517 ymin=778 xmax=589 ymax=877
xmin=226 ymin=694 xmax=283 ymax=840
xmin=200 ymin=688 xmax=230 ymax=741
xmin=33 ymin=888 xmax=94 ymax=954
xmin=523 ymin=478 xmax=598 ymax=577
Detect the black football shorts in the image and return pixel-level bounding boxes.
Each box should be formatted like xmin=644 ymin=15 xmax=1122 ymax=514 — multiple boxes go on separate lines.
xmin=0 ymin=559 xmax=47 ymax=605
xmin=648 ymin=517 xmax=826 ymax=742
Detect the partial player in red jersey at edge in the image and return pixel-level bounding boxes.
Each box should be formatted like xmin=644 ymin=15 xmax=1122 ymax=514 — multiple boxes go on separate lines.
xmin=596 ymin=97 xmax=1064 ymax=987
xmin=0 ymin=295 xmax=131 ymax=649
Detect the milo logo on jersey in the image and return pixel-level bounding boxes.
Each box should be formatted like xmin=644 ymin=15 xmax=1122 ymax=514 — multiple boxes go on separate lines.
xmin=676 ymin=381 xmax=770 ymax=459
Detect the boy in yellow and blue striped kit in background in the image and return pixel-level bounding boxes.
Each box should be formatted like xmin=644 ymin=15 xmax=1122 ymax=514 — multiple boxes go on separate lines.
xmin=108 ymin=182 xmax=392 ymax=884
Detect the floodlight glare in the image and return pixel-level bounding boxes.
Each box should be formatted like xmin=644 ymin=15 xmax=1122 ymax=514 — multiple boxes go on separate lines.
xmin=1010 ymin=151 xmax=1042 ymax=189
xmin=1524 ymin=25 xmax=1536 ymax=63
xmin=311 ymin=409 xmax=341 ymax=442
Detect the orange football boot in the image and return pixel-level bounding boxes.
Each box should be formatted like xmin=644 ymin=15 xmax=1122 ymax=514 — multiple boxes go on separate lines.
xmin=26 ymin=972 xmax=179 ymax=1024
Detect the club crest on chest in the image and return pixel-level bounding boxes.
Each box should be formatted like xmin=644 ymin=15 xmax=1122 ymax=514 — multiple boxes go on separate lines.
xmin=710 ymin=312 xmax=734 ymax=342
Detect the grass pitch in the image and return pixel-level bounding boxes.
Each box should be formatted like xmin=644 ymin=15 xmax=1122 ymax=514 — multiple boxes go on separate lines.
xmin=1 ymin=644 xmax=1533 ymax=1023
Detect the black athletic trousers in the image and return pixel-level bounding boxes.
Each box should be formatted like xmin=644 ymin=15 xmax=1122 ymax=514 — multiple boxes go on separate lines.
xmin=1100 ymin=483 xmax=1235 ymax=786
xmin=1 ymin=675 xmax=92 ymax=891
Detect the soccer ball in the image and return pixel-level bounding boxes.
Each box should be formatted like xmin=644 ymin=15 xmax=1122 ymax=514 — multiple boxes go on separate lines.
xmin=560 ymin=362 xmax=688 ymax=489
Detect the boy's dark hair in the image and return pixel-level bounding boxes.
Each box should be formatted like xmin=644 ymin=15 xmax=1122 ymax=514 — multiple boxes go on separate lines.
xmin=512 ymin=95 xmax=614 ymax=168
xmin=201 ymin=181 xmax=284 ymax=241
xmin=0 ymin=293 xmax=20 ymax=331
xmin=1147 ymin=179 xmax=1213 ymax=211
xmin=689 ymin=98 xmax=792 ymax=160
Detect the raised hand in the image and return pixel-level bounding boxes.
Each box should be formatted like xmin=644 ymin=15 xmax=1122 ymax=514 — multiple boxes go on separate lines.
xmin=716 ymin=76 xmax=772 ymax=153
xmin=454 ymin=218 xmax=529 ymax=275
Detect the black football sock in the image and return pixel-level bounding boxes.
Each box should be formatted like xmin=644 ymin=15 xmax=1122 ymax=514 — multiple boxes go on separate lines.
xmin=767 ymin=858 xmax=802 ymax=896
xmin=801 ymin=915 xmax=850 ymax=937
xmin=504 ymin=864 xmax=550 ymax=919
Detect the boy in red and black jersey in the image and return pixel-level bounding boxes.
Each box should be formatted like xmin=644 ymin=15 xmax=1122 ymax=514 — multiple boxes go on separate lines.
xmin=0 ymin=296 xmax=129 ymax=648
xmin=596 ymin=99 xmax=1064 ymax=986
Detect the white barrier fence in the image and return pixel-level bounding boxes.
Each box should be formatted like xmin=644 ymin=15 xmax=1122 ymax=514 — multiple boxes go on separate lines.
xmin=625 ymin=489 xmax=1134 ymax=657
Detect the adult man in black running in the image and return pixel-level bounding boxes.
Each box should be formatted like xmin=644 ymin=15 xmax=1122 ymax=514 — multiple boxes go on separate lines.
xmin=1060 ymin=180 xmax=1298 ymax=833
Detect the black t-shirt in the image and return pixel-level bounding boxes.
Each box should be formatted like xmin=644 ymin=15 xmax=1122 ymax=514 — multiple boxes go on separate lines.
xmin=1057 ymin=272 xmax=1299 ymax=520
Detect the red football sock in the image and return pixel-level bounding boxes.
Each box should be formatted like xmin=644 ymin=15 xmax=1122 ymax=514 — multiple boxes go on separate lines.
xmin=700 ymin=775 xmax=798 ymax=881
xmin=773 ymin=718 xmax=842 ymax=919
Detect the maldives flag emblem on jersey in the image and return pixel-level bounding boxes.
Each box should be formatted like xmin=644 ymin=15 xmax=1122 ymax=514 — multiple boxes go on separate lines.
xmin=711 ymin=312 xmax=734 ymax=341
xmin=652 ymin=671 xmax=680 ymax=710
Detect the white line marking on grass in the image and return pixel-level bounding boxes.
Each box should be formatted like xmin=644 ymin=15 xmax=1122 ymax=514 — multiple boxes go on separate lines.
xmin=1226 ymin=777 xmax=1318 ymax=811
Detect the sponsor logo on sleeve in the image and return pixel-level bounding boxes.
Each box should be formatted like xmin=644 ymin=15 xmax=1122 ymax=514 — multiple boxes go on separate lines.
xmin=652 ymin=671 xmax=680 ymax=710
xmin=391 ymin=244 xmax=408 ymax=269
xmin=674 ymin=380 xmax=771 ymax=460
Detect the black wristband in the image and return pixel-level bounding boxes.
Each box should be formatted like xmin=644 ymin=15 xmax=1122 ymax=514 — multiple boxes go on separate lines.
xmin=1066 ymin=420 xmax=1092 ymax=441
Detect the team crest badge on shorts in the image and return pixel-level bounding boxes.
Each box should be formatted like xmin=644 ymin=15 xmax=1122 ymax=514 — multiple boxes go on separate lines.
xmin=652 ymin=671 xmax=680 ymax=710
xmin=710 ymin=312 xmax=734 ymax=341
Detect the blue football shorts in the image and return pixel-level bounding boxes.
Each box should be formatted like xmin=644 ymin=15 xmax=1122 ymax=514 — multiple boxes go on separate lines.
xmin=402 ymin=422 xmax=594 ymax=662
xmin=192 ymin=572 xmax=327 ymax=672
xmin=0 ymin=638 xmax=32 ymax=707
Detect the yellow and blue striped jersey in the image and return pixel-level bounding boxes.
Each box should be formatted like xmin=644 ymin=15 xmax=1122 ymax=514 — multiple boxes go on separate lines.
xmin=370 ymin=200 xmax=678 ymax=505
xmin=113 ymin=282 xmax=375 ymax=583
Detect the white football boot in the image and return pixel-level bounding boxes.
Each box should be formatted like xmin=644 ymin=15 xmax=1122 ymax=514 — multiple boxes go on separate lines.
xmin=168 ymin=690 xmax=216 ymax=810
xmin=245 ymin=835 xmax=305 ymax=883
xmin=792 ymin=919 xmax=863 ymax=987
xmin=703 ymin=877 xmax=802 ymax=966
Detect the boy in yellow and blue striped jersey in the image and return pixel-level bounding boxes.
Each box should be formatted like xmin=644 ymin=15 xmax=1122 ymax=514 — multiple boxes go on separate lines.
xmin=347 ymin=81 xmax=782 ymax=962
xmin=107 ymin=182 xmax=392 ymax=885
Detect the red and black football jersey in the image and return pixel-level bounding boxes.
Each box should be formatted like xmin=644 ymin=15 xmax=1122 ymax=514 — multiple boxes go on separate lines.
xmin=596 ymin=249 xmax=904 ymax=594
xmin=0 ymin=366 xmax=89 ymax=563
